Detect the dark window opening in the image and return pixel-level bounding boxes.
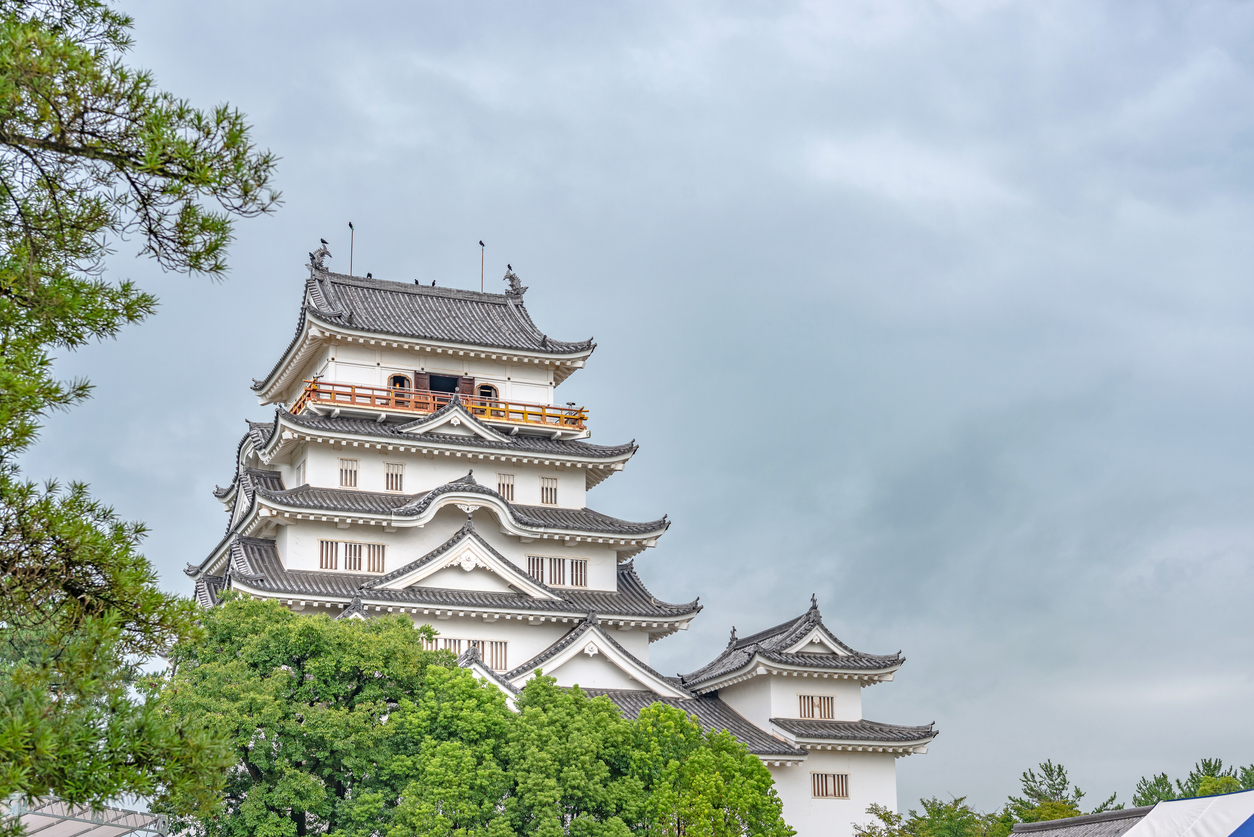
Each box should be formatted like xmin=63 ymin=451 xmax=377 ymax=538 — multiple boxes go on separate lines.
xmin=389 ymin=374 xmax=411 ymax=390
xmin=478 ymin=384 xmax=499 ymax=400
xmin=429 ymin=374 xmax=460 ymax=393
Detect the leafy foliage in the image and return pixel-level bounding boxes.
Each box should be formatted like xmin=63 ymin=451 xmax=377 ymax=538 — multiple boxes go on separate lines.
xmin=0 ymin=0 xmax=278 ymax=821
xmin=854 ymin=798 xmax=993 ymax=837
xmin=1132 ymin=759 xmax=1254 ymax=806
xmin=156 ymin=595 xmax=794 ymax=837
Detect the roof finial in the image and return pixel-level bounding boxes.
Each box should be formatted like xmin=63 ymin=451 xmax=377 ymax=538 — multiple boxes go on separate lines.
xmin=503 ymin=268 xmax=527 ymax=298
xmin=309 ymin=240 xmax=332 ymax=272
xmin=728 ymin=626 xmax=737 ymax=646
xmin=810 ymin=593 xmax=819 ymax=612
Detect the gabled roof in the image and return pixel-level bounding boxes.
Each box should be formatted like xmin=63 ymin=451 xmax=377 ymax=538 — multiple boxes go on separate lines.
xmin=770 ymin=718 xmax=937 ymax=745
xmin=502 ymin=615 xmax=690 ymax=698
xmin=587 ymin=689 xmax=806 ymax=760
xmin=205 ymin=535 xmax=700 ymax=621
xmin=680 ymin=596 xmax=903 ymax=692
xmin=457 ymin=645 xmax=521 ymax=697
xmin=393 ymin=396 xmax=512 ymax=442
xmin=254 ymin=266 xmax=595 ymax=396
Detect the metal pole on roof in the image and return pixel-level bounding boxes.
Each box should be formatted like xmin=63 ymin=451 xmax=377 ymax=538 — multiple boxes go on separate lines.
xmin=348 ymin=221 xmax=354 ymax=275
xmin=479 ymin=240 xmax=485 ymax=291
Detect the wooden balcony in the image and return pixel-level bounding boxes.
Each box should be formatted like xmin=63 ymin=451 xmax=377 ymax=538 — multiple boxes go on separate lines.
xmin=291 ymin=380 xmax=588 ymax=430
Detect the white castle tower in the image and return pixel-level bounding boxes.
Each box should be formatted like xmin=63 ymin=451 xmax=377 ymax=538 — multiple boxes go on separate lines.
xmin=187 ymin=245 xmax=936 ymax=836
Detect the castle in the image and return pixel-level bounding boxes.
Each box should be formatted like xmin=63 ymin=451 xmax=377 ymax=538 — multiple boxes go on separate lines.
xmin=186 ymin=245 xmax=937 ymax=836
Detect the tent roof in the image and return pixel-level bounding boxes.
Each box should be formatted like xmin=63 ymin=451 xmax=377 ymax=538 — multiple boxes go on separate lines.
xmin=2 ymin=798 xmax=167 ymax=837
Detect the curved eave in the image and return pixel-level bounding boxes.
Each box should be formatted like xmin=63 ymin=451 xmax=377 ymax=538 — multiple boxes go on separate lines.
xmin=683 ymin=653 xmax=904 ymax=695
xmin=258 ymin=411 xmax=638 ymax=486
xmin=222 ymin=580 xmax=699 ymax=628
xmin=254 ymin=310 xmax=597 ymax=403
xmin=785 ymin=736 xmax=934 ymax=756
xmin=250 ymin=490 xmax=669 ymax=550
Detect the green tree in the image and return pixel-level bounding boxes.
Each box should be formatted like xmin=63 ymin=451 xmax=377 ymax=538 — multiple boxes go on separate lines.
xmin=0 ymin=0 xmax=277 ymax=821
xmin=1133 ymin=760 xmax=1254 ymax=806
xmin=157 ymin=597 xmax=796 ymax=837
xmin=855 ymin=797 xmax=991 ymax=837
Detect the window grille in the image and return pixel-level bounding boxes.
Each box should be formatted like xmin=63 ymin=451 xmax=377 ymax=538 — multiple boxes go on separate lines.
xmin=339 ymin=458 xmax=358 ymax=488
xmin=442 ymin=638 xmax=462 ymax=654
xmin=540 ymin=477 xmax=557 ymax=505
xmin=343 ymin=542 xmax=362 ymax=571
xmin=547 ymin=557 xmax=566 ymax=586
xmin=527 ymin=556 xmax=545 ymax=582
xmin=799 ymin=695 xmax=835 ymax=720
xmin=498 ymin=473 xmax=515 ymax=501
xmin=425 ymin=637 xmax=507 ymax=671
xmin=319 ymin=540 xmax=338 ymax=570
xmin=486 ymin=641 xmax=507 ymax=671
xmin=385 ymin=462 xmax=404 ymax=492
xmin=570 ymin=559 xmax=588 ymax=588
xmin=812 ymin=773 xmax=849 ymax=799
xmin=367 ymin=543 xmax=386 ymax=574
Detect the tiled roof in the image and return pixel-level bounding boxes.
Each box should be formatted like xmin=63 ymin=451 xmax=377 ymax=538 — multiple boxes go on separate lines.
xmin=587 ymin=689 xmax=806 ymax=758
xmin=277 ymin=411 xmax=637 ymax=458
xmin=222 ymin=536 xmax=699 ymax=619
xmin=1010 ymin=809 xmax=1152 ymax=837
xmin=255 ymin=269 xmax=593 ymax=392
xmin=680 ymin=598 xmax=902 ymax=689
xmin=502 ymin=617 xmax=686 ymax=690
xmin=457 ymin=646 xmax=520 ymax=694
xmin=769 ymin=718 xmax=937 ymax=743
xmin=253 ymin=473 xmax=667 ymax=536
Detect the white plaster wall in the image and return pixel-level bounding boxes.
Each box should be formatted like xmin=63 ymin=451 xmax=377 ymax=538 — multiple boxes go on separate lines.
xmin=409 ymin=614 xmax=571 ymax=672
xmin=548 ymin=651 xmax=646 ymax=691
xmin=770 ymin=677 xmax=863 ymax=722
xmin=771 ymin=752 xmax=898 ymax=837
xmin=272 ymin=506 xmax=621 ymax=589
xmin=297 ymin=441 xmax=589 ymax=508
xmin=717 ymin=677 xmax=774 ymax=729
xmin=604 ymin=627 xmax=650 ymax=658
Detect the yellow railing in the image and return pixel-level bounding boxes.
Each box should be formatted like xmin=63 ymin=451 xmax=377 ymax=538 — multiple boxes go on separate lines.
xmin=291 ymin=380 xmax=588 ymax=430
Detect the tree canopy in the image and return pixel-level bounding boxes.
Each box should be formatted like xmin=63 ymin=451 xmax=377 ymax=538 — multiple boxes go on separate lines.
xmin=1133 ymin=760 xmax=1254 ymax=807
xmin=155 ymin=594 xmax=795 ymax=837
xmin=0 ymin=0 xmax=278 ymax=821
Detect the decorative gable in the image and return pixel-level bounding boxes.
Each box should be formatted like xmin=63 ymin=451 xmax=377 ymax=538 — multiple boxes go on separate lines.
xmin=396 ymin=398 xmax=512 ymax=443
xmin=786 ymin=627 xmax=848 ymax=656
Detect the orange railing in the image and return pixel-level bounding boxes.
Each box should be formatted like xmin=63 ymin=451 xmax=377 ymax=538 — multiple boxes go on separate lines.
xmin=290 ymin=380 xmax=588 ymax=430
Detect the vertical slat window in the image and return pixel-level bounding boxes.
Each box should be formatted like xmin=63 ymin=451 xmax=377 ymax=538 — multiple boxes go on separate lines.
xmin=570 ymin=559 xmax=587 ymax=587
xmin=339 ymin=458 xmax=358 ymax=488
xmin=367 ymin=544 xmax=386 ymax=574
xmin=498 ymin=473 xmax=515 ymax=501
xmin=799 ymin=695 xmax=835 ymax=719
xmin=540 ymin=477 xmax=558 ymax=506
xmin=527 ymin=556 xmax=545 ymax=582
xmin=811 ymin=773 xmax=849 ymax=799
xmin=442 ymin=638 xmax=463 ymax=654
xmin=487 ymin=641 xmax=507 ymax=671
xmin=548 ymin=557 xmax=566 ymax=586
xmin=319 ymin=540 xmax=338 ymax=570
xmin=343 ymin=542 xmax=362 ymax=571
xmin=385 ymin=463 xmax=404 ymax=492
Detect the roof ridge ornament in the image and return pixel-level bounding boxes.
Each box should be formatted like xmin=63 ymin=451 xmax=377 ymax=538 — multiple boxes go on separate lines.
xmin=809 ymin=593 xmax=819 ymax=613
xmin=503 ymin=269 xmax=527 ymax=298
xmin=308 ymin=241 xmax=332 ymax=273
xmin=728 ymin=626 xmax=737 ymax=647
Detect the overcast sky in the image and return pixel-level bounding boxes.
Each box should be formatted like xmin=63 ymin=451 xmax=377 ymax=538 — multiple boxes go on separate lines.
xmin=21 ymin=0 xmax=1254 ymax=813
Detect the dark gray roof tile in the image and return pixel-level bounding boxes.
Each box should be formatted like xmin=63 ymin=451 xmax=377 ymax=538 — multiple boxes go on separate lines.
xmin=587 ymin=689 xmax=806 ymax=758
xmin=1010 ymin=809 xmax=1152 ymax=837
xmin=769 ymin=717 xmax=937 ymax=743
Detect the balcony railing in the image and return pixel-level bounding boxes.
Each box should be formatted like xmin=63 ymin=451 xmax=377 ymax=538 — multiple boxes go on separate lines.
xmin=291 ymin=380 xmax=588 ymax=430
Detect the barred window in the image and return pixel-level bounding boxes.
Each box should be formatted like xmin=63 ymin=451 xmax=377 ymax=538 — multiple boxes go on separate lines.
xmin=385 ymin=462 xmax=404 ymax=492
xmin=540 ymin=477 xmax=557 ymax=505
xmin=528 ymin=556 xmax=545 ymax=582
xmin=339 ymin=458 xmax=358 ymax=488
xmin=498 ymin=473 xmax=515 ymax=501
xmin=367 ymin=543 xmax=386 ymax=574
xmin=442 ymin=638 xmax=462 ymax=654
xmin=570 ymin=559 xmax=587 ymax=587
xmin=319 ymin=540 xmax=385 ymax=574
xmin=799 ymin=695 xmax=835 ymax=720
xmin=548 ymin=557 xmax=566 ymax=586
xmin=343 ymin=542 xmax=362 ymax=571
xmin=812 ymin=773 xmax=848 ymax=799
xmin=486 ymin=641 xmax=507 ymax=671
xmin=319 ymin=540 xmax=338 ymax=570
xmin=429 ymin=637 xmax=508 ymax=671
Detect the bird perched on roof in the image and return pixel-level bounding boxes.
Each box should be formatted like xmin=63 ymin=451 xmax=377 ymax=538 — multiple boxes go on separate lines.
xmin=479 ymin=240 xmax=484 ymax=247
xmin=320 ymin=238 xmax=328 ymax=245
xmin=366 ymin=272 xmax=372 ymax=279
xmin=431 ymin=280 xmax=436 ymax=286
xmin=566 ymin=402 xmax=575 ymax=407
xmin=507 ymin=263 xmax=512 ymax=270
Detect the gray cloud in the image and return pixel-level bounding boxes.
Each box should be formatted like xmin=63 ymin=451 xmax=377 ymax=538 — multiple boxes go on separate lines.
xmin=21 ymin=0 xmax=1254 ymax=812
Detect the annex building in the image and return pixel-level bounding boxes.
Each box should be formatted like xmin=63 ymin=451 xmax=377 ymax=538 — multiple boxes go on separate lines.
xmin=186 ymin=244 xmax=938 ymax=837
